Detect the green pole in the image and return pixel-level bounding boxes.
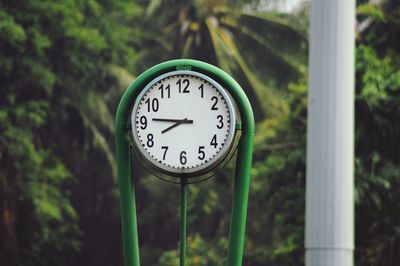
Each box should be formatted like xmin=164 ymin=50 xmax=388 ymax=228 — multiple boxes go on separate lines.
xmin=115 ymin=129 xmax=140 ymax=265
xmin=115 ymin=59 xmax=254 ymax=266
xmin=226 ymin=134 xmax=254 ymax=266
xmin=180 ymin=179 xmax=187 ymax=266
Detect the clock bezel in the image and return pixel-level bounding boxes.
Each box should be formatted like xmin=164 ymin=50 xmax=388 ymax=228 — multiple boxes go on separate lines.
xmin=130 ymin=70 xmax=237 ymax=178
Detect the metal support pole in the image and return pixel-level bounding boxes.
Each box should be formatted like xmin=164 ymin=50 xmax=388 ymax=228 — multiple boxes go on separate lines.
xmin=180 ymin=179 xmax=187 ymax=266
xmin=306 ymin=0 xmax=355 ymax=265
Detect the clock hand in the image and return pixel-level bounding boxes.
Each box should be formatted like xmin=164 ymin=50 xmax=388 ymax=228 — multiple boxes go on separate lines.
xmin=161 ymin=118 xmax=193 ymax=134
xmin=152 ymin=118 xmax=184 ymax=123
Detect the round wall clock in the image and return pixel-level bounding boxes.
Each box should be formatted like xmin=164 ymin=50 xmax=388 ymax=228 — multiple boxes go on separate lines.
xmin=131 ymin=70 xmax=237 ymax=177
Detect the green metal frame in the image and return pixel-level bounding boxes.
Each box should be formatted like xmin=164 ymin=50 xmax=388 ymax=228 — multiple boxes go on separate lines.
xmin=115 ymin=59 xmax=254 ymax=266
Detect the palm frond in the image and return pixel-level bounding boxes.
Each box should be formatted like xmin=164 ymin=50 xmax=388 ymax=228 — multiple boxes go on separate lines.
xmin=131 ymin=30 xmax=172 ymax=52
xmin=146 ymin=0 xmax=163 ymax=17
xmin=108 ymin=65 xmax=136 ymax=95
xmin=83 ymin=92 xmax=115 ymax=134
xmin=226 ymin=22 xmax=305 ymax=86
xmin=205 ymin=17 xmax=233 ymax=72
xmin=217 ymin=26 xmax=286 ymax=118
xmin=78 ymin=107 xmax=117 ymax=180
xmin=227 ymin=11 xmax=308 ymax=58
xmin=182 ymin=34 xmax=195 ymax=58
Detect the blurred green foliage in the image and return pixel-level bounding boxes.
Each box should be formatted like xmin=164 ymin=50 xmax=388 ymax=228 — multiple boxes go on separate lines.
xmin=354 ymin=1 xmax=400 ymax=264
xmin=0 ymin=0 xmax=399 ymax=266
xmin=0 ymin=0 xmax=139 ymax=265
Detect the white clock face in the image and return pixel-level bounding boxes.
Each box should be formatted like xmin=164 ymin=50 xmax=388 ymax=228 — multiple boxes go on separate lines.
xmin=131 ymin=70 xmax=236 ymax=177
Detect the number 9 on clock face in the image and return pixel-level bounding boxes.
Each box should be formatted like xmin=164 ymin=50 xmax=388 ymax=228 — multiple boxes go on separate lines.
xmin=131 ymin=70 xmax=237 ymax=177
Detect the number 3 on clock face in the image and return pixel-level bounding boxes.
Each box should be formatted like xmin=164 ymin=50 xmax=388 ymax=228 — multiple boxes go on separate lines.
xmin=131 ymin=70 xmax=237 ymax=177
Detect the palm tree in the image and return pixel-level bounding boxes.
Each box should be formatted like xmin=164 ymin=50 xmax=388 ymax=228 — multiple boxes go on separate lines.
xmin=134 ymin=0 xmax=307 ymax=120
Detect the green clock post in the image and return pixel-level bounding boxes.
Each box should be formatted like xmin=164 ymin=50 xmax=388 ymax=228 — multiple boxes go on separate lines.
xmin=115 ymin=59 xmax=254 ymax=266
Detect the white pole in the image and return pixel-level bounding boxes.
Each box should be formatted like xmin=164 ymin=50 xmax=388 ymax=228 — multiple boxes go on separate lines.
xmin=305 ymin=0 xmax=355 ymax=265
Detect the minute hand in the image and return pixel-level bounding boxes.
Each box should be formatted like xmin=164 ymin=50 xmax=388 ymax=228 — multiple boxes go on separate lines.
xmin=152 ymin=118 xmax=187 ymax=123
xmin=161 ymin=118 xmax=193 ymax=134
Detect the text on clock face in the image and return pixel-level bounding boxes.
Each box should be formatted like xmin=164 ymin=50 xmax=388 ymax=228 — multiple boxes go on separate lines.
xmin=132 ymin=72 xmax=235 ymax=174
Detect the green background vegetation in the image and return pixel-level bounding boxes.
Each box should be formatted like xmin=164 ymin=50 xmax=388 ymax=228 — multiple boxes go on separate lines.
xmin=0 ymin=0 xmax=399 ymax=265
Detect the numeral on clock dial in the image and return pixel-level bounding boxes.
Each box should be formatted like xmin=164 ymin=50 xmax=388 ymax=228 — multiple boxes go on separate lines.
xmin=147 ymin=133 xmax=154 ymax=147
xmin=217 ymin=115 xmax=224 ymax=129
xmin=140 ymin=116 xmax=147 ymax=129
xmin=145 ymin=98 xmax=159 ymax=112
xmin=176 ymin=79 xmax=190 ymax=93
xmin=180 ymin=151 xmax=187 ymax=165
xmin=198 ymin=84 xmax=204 ymax=98
xmin=210 ymin=134 xmax=218 ymax=148
xmin=161 ymin=146 xmax=168 ymax=160
xmin=198 ymin=146 xmax=205 ymax=160
xmin=159 ymin=84 xmax=170 ymax=98
xmin=211 ymin=96 xmax=218 ymax=110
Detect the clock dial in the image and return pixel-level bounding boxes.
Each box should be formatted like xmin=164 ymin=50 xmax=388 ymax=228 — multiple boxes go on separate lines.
xmin=131 ymin=71 xmax=236 ymax=176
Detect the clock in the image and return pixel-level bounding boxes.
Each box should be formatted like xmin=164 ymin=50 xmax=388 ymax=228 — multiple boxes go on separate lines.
xmin=130 ymin=70 xmax=237 ymax=178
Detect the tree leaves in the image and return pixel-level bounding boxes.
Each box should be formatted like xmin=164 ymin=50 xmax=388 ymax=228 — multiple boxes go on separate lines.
xmin=0 ymin=1 xmax=138 ymax=265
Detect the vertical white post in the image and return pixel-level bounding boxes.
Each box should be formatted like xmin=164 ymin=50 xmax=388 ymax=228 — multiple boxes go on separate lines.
xmin=305 ymin=0 xmax=355 ymax=265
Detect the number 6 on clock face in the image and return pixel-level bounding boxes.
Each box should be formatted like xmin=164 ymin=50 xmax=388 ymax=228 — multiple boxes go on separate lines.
xmin=131 ymin=70 xmax=237 ymax=177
